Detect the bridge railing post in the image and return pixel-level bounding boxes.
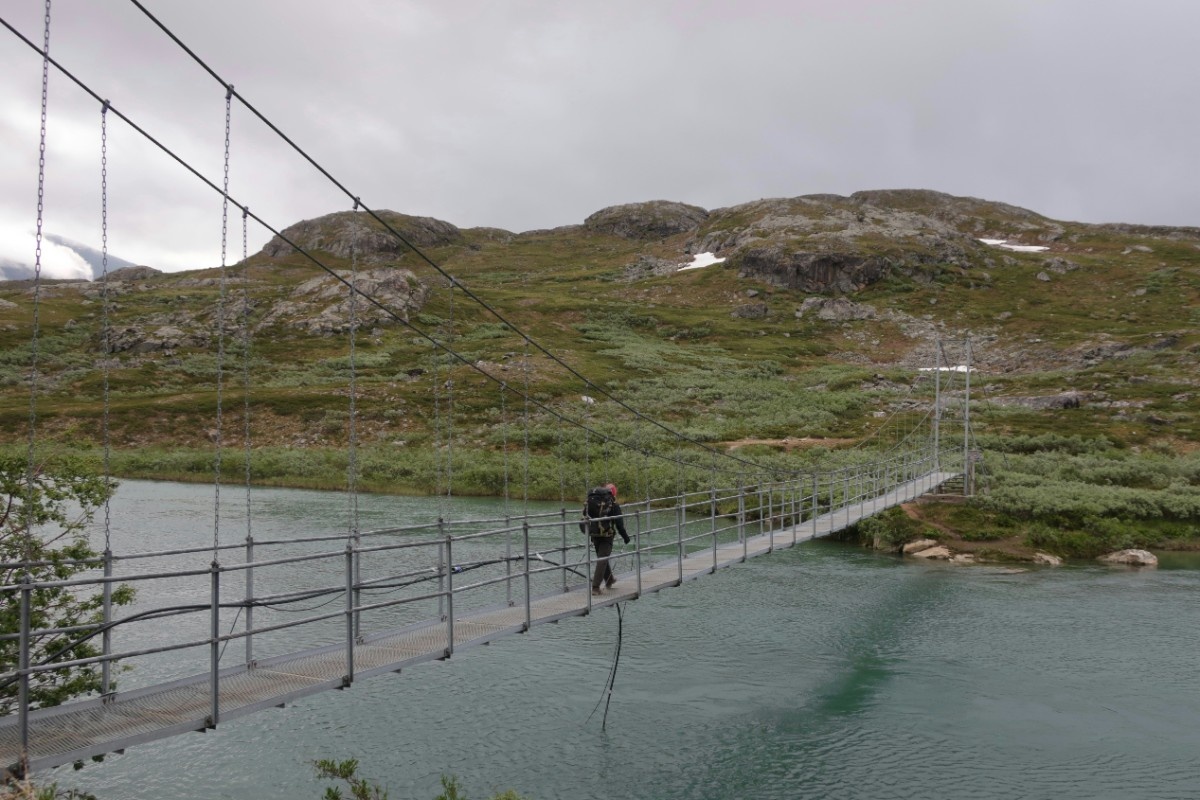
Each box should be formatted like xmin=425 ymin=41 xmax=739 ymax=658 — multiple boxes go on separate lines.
xmin=676 ymin=489 xmax=684 ymax=585
xmin=353 ymin=530 xmax=362 ymax=642
xmin=18 ymin=575 xmax=32 ymax=761
xmin=444 ymin=532 xmax=455 ymax=658
xmin=344 ymin=544 xmax=355 ymax=686
xmin=559 ymin=508 xmax=568 ymax=594
xmin=209 ymin=560 xmax=221 ymax=728
xmin=437 ymin=518 xmax=446 ymax=620
xmin=757 ymin=484 xmax=764 ymax=543
xmin=844 ymin=470 xmax=851 ymax=528
xmin=812 ymin=472 xmax=819 ymax=538
xmin=710 ymin=487 xmax=718 ymax=574
xmin=585 ymin=514 xmax=594 ymax=612
xmin=635 ymin=504 xmax=643 ymax=597
xmin=243 ymin=535 xmax=254 ymax=666
xmin=102 ymin=548 xmax=113 ymax=695
xmin=791 ymin=478 xmax=798 ymax=545
xmin=767 ymin=483 xmax=775 ymax=553
xmin=505 ymin=513 xmax=513 ymax=607
xmin=738 ymin=485 xmax=747 ymax=562
xmin=522 ymin=521 xmax=532 ymax=632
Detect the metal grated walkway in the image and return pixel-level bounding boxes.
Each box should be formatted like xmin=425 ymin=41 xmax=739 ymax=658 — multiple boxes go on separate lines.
xmin=0 ymin=471 xmax=957 ymax=774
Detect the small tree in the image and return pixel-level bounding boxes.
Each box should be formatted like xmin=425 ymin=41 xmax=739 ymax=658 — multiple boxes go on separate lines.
xmin=313 ymin=759 xmax=387 ymax=800
xmin=0 ymin=454 xmax=133 ymax=715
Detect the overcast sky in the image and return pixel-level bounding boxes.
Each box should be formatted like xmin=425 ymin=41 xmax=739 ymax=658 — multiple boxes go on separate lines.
xmin=1 ymin=0 xmax=1196 ymax=278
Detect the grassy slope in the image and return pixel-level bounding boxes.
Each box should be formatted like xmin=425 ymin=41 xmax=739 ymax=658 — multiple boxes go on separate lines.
xmin=1 ymin=195 xmax=1198 ymax=557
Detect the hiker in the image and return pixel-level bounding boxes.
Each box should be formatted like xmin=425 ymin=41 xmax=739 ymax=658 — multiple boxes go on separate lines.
xmin=579 ymin=482 xmax=629 ymax=595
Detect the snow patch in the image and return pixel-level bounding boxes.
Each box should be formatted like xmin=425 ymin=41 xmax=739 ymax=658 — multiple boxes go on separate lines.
xmin=919 ymin=366 xmax=973 ymax=372
xmin=977 ymin=237 xmax=1049 ymax=253
xmin=678 ymin=252 xmax=725 ymax=271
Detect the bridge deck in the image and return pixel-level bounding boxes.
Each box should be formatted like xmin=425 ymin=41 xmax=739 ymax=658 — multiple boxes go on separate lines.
xmin=0 ymin=472 xmax=957 ymax=774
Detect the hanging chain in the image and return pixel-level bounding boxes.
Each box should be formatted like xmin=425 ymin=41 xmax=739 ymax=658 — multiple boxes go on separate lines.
xmin=240 ymin=206 xmax=252 ymax=543
xmin=501 ymin=383 xmax=510 ymax=518
xmin=602 ymin=419 xmax=610 ymax=484
xmin=213 ymin=84 xmax=233 ymax=559
xmin=100 ymin=100 xmax=113 ymax=555
xmin=444 ymin=278 xmax=456 ymax=502
xmin=346 ymin=206 xmax=360 ymax=539
xmin=556 ymin=404 xmax=566 ymax=506
xmin=522 ymin=337 xmax=531 ymax=513
xmin=433 ymin=336 xmax=444 ymax=517
xmin=25 ymin=0 xmax=52 ymax=566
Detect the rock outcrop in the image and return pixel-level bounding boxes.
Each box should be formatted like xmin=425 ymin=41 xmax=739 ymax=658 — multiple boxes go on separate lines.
xmin=1097 ymin=549 xmax=1158 ymax=567
xmin=584 ymin=201 xmax=709 ymax=240
xmin=691 ymin=193 xmax=993 ymax=295
xmin=107 ymin=265 xmax=163 ymax=281
xmin=257 ymin=267 xmax=428 ymax=334
xmin=261 ymin=211 xmax=462 ymax=262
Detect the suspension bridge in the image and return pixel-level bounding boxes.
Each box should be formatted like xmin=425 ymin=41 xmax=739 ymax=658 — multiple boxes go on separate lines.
xmin=1 ymin=3 xmax=975 ymax=778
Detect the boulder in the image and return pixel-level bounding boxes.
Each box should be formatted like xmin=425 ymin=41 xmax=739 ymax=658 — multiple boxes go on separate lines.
xmin=1032 ymin=552 xmax=1063 ymax=566
xmin=909 ymin=545 xmax=952 ymax=560
xmin=731 ymin=303 xmax=769 ymax=320
xmin=1097 ymin=549 xmax=1158 ymax=567
xmin=902 ymin=538 xmax=939 ymax=555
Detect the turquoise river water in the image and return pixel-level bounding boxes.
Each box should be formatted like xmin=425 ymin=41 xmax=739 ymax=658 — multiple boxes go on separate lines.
xmin=47 ymin=480 xmax=1199 ymax=799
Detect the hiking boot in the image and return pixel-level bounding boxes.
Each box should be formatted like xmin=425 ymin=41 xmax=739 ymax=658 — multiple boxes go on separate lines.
xmin=591 ymin=587 xmax=603 ymax=596
xmin=605 ymin=576 xmax=617 ymax=589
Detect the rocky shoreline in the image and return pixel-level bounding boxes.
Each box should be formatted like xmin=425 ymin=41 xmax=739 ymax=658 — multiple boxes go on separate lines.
xmin=894 ymin=538 xmax=1159 ymax=568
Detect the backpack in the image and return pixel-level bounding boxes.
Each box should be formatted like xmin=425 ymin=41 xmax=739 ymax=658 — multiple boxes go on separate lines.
xmin=583 ymin=486 xmax=617 ymax=537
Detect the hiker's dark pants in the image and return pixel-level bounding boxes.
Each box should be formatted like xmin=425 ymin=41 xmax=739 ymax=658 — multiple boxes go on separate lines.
xmin=591 ymin=535 xmax=615 ymax=589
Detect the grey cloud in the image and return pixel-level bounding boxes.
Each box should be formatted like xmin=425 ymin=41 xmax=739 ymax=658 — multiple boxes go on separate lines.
xmin=1 ymin=0 xmax=1197 ymax=275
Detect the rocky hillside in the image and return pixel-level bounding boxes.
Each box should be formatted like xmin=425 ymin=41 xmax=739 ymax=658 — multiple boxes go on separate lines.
xmin=0 ymin=191 xmax=1197 ymax=455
